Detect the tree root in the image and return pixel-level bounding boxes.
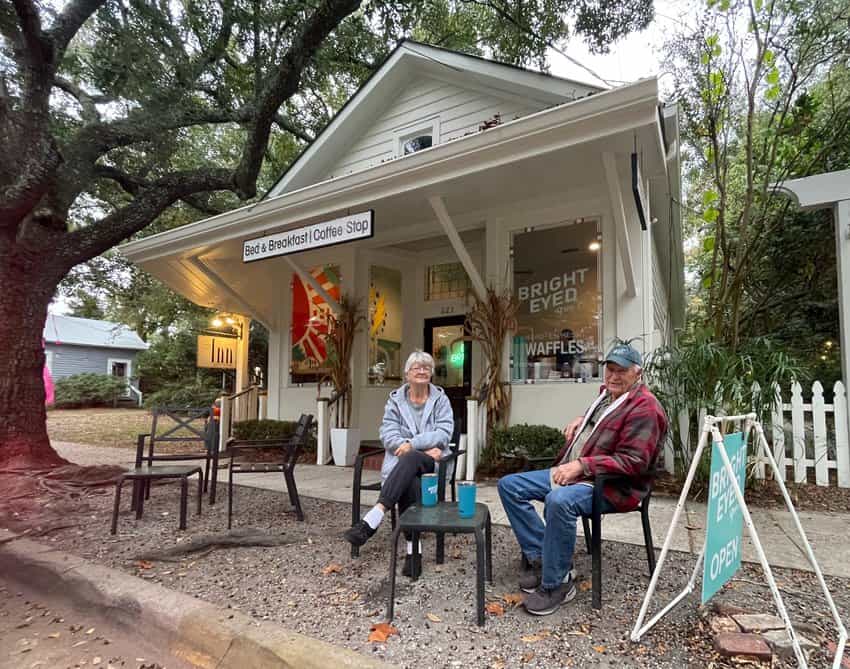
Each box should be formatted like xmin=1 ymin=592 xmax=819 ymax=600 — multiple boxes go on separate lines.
xmin=0 ymin=462 xmax=125 ymax=536
xmin=134 ymin=527 xmax=302 ymax=562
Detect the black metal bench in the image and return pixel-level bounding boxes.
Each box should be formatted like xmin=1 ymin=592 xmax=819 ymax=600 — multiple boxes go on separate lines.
xmin=135 ymin=406 xmax=220 ymax=505
xmin=226 ymin=413 xmax=313 ymax=528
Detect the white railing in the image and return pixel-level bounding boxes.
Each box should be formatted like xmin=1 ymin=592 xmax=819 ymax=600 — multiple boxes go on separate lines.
xmin=465 ymin=397 xmax=488 ymax=481
xmin=675 ymin=381 xmax=850 ymax=488
xmin=218 ymin=385 xmax=262 ymax=449
xmin=127 ymin=383 xmax=143 ymax=407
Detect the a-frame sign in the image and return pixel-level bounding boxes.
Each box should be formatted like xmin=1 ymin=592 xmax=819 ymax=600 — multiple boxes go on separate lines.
xmin=631 ymin=414 xmax=847 ymax=668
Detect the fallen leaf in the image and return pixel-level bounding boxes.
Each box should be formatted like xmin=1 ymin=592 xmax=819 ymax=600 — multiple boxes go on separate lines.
xmin=85 ymin=627 xmax=95 ymax=635
xmin=349 ymin=592 xmax=359 ymax=601
xmin=521 ymin=652 xmax=535 ymax=663
xmin=521 ymin=630 xmax=551 ymax=643
xmin=577 ymin=580 xmax=592 ymax=592
xmin=92 ymin=658 xmax=101 ymax=665
xmin=485 ymin=601 xmax=505 ymax=616
xmin=425 ymin=613 xmax=442 ymax=623
xmin=593 ymin=645 xmax=606 ymax=653
xmin=322 ymin=563 xmax=343 ymax=575
xmin=136 ymin=560 xmax=153 ymax=570
xmin=367 ymin=622 xmax=398 ymax=643
xmin=501 ymin=593 xmax=523 ymax=607
xmin=46 ymin=633 xmax=60 ymax=639
xmin=72 ymin=640 xmax=88 ymax=648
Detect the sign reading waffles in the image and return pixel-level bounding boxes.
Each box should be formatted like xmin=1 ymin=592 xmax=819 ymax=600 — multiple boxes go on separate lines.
xmin=243 ymin=210 xmax=374 ymax=262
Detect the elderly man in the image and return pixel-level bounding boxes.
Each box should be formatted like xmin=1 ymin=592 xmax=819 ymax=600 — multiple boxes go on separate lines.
xmin=497 ymin=342 xmax=668 ymax=616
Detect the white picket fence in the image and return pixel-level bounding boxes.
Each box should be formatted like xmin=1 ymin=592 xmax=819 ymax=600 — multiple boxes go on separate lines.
xmin=675 ymin=381 xmax=850 ymax=488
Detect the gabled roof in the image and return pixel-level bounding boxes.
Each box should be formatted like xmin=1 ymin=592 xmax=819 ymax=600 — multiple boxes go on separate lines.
xmin=266 ymin=40 xmax=602 ymax=197
xmin=43 ymin=314 xmax=148 ymax=350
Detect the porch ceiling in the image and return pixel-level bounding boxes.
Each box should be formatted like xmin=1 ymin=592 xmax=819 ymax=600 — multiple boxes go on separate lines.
xmin=122 ymin=78 xmax=671 ymax=327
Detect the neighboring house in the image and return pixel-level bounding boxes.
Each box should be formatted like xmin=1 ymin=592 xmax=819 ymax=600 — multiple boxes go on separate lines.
xmin=122 ymin=41 xmax=683 ymax=438
xmin=43 ymin=314 xmax=148 ymax=404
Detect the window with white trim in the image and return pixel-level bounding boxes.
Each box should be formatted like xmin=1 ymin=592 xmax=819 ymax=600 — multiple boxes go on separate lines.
xmin=395 ymin=118 xmax=440 ymax=157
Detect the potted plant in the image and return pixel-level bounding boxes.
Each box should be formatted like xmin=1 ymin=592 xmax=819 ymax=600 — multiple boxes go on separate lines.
xmin=320 ymin=294 xmax=365 ymax=466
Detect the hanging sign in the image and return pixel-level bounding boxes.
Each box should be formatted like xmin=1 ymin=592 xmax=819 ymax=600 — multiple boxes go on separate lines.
xmin=243 ymin=210 xmax=374 ymax=263
xmin=702 ymin=431 xmax=747 ymax=603
xmin=197 ymin=335 xmax=237 ymax=369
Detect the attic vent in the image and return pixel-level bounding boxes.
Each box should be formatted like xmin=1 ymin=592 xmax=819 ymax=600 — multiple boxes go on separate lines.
xmin=402 ymin=135 xmax=432 ymax=155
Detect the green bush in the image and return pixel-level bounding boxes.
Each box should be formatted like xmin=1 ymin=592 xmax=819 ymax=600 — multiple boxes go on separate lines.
xmin=482 ymin=423 xmax=563 ymax=469
xmin=143 ymin=379 xmax=221 ymax=409
xmin=54 ymin=373 xmax=128 ymax=408
xmin=232 ymin=419 xmax=317 ymax=453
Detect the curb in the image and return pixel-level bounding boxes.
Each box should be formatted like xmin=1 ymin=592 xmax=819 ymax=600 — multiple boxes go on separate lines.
xmin=0 ymin=533 xmax=393 ymax=669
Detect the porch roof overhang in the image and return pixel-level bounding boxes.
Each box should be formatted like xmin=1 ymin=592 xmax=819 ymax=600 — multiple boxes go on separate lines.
xmin=121 ymin=77 xmax=675 ymax=329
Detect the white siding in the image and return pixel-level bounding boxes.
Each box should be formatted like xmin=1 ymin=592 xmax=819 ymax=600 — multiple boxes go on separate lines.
xmin=652 ymin=232 xmax=670 ymax=342
xmin=321 ymin=76 xmax=546 ymax=181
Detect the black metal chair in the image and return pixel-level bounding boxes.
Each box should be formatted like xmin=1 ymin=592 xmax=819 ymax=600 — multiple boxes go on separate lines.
xmin=516 ymin=456 xmax=657 ymax=610
xmin=350 ymin=421 xmax=464 ymax=561
xmin=226 ymin=413 xmax=313 ymax=528
xmin=134 ymin=406 xmax=221 ymax=506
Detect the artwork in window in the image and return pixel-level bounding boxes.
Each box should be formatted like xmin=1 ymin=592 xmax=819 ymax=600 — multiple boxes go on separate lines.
xmin=512 ymin=220 xmax=602 ymax=382
xmin=425 ymin=262 xmax=470 ymax=301
xmin=368 ymin=265 xmax=403 ymax=384
xmin=402 ymin=134 xmax=432 ymax=155
xmin=290 ymin=264 xmax=341 ymax=383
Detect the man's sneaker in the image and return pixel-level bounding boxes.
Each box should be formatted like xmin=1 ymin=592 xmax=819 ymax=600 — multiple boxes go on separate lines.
xmin=343 ymin=520 xmax=377 ymax=547
xmin=519 ymin=561 xmax=576 ymax=594
xmin=523 ymin=579 xmax=577 ymax=616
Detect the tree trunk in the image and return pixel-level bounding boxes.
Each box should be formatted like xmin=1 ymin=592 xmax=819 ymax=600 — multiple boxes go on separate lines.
xmin=0 ymin=227 xmax=67 ymax=469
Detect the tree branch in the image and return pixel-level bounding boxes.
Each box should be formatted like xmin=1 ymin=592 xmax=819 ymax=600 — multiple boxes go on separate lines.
xmin=53 ymin=77 xmax=102 ymax=122
xmin=11 ymin=0 xmax=50 ymax=69
xmin=58 ymin=168 xmax=234 ymax=268
xmin=47 ymin=0 xmax=107 ymax=58
xmin=274 ymin=114 xmax=313 ymax=143
xmin=233 ymin=0 xmax=362 ymax=197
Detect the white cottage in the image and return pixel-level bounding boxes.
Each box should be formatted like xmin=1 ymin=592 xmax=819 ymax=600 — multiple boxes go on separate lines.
xmin=122 ymin=41 xmax=683 ymax=469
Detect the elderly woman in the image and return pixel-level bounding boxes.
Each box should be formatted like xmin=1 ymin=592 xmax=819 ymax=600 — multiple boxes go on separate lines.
xmin=344 ymin=350 xmax=454 ymax=565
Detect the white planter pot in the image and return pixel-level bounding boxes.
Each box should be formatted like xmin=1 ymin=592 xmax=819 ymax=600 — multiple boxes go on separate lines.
xmin=330 ymin=428 xmax=361 ymax=467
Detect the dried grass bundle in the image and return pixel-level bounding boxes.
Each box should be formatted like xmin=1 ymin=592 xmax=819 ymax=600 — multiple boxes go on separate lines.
xmin=320 ymin=294 xmax=365 ymax=428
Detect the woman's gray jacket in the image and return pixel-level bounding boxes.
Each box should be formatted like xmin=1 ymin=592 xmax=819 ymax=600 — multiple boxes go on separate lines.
xmin=379 ymin=383 xmax=454 ymax=482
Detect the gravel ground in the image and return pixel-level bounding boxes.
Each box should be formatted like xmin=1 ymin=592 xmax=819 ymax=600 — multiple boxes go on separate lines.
xmin=43 ymin=484 xmax=849 ymax=669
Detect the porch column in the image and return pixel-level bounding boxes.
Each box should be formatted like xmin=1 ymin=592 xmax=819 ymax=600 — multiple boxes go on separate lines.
xmin=835 ymin=199 xmax=850 ymax=460
xmin=235 ymin=315 xmax=251 ymax=392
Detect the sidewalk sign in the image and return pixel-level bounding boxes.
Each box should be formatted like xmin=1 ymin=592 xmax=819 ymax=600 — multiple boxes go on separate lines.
xmin=702 ymin=432 xmax=746 ymax=604
xmin=630 ymin=414 xmax=848 ymax=669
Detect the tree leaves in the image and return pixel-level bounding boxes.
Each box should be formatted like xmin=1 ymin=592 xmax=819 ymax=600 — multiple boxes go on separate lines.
xmin=321 ymin=563 xmax=343 ymax=575
xmin=485 ymin=601 xmax=505 ymax=616
xmin=367 ymin=622 xmax=398 ymax=643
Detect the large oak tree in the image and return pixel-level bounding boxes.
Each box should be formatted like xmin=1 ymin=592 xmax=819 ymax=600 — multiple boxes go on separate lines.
xmin=0 ymin=0 xmax=653 ymax=471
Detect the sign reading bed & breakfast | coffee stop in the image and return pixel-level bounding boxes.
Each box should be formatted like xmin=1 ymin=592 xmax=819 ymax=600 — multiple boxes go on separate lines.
xmin=243 ymin=210 xmax=374 ymax=263
xmin=702 ymin=431 xmax=747 ymax=603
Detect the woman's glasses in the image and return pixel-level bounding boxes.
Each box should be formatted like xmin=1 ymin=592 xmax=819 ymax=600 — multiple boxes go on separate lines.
xmin=409 ymin=365 xmax=433 ymax=373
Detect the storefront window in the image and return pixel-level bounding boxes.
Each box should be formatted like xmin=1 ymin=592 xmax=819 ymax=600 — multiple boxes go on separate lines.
xmin=368 ymin=265 xmax=403 ymax=384
xmin=511 ymin=220 xmax=602 ymax=382
xmin=290 ymin=264 xmax=341 ymax=383
xmin=425 ymin=262 xmax=470 ymax=301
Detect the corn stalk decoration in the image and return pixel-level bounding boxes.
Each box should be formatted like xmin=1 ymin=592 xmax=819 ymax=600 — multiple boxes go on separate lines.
xmin=463 ymin=286 xmax=519 ymax=430
xmin=319 ymin=294 xmax=365 ymax=428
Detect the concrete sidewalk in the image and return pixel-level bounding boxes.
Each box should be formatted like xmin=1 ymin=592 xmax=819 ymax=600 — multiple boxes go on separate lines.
xmin=53 ymin=441 xmax=850 ymax=579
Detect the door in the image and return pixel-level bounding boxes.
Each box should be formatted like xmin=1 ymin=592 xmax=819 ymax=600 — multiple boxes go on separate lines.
xmin=108 ymin=358 xmax=132 ymax=398
xmin=424 ymin=316 xmax=471 ymax=436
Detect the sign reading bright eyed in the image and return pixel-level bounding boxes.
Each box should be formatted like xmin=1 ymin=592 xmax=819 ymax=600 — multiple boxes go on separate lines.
xmin=701 ymin=431 xmax=747 ymax=604
xmin=243 ymin=210 xmax=374 ymax=263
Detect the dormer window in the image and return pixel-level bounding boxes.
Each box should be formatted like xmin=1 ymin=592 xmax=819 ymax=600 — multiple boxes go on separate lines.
xmin=395 ymin=117 xmax=440 ymax=157
xmin=402 ymin=135 xmax=432 ymax=155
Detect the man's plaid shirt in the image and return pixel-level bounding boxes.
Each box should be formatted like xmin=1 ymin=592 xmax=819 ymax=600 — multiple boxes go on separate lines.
xmin=552 ymin=382 xmax=668 ymax=512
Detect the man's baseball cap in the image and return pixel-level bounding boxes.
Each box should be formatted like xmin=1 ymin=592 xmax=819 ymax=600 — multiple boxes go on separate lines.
xmin=603 ymin=343 xmax=642 ymax=369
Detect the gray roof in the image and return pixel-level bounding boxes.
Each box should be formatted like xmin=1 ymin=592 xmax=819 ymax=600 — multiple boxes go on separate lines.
xmin=43 ymin=314 xmax=148 ymax=350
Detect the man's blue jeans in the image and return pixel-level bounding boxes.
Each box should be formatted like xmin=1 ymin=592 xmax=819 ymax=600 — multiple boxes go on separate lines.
xmin=497 ymin=468 xmax=614 ymax=589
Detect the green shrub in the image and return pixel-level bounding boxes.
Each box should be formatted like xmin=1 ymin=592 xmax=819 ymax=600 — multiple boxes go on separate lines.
xmin=482 ymin=423 xmax=563 ymax=469
xmin=54 ymin=373 xmax=128 ymax=408
xmin=143 ymin=379 xmax=221 ymax=409
xmin=232 ymin=419 xmax=317 ymax=453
